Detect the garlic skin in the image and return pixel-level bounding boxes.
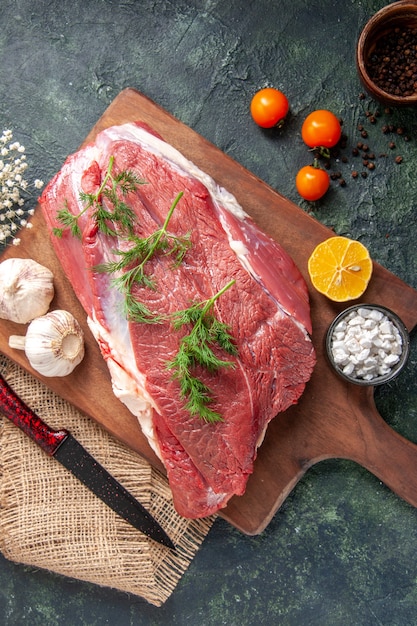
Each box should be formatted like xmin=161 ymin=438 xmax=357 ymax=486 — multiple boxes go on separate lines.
xmin=0 ymin=257 xmax=54 ymax=324
xmin=9 ymin=310 xmax=85 ymax=377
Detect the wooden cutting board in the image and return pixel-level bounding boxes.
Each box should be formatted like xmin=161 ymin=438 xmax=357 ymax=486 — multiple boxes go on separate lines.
xmin=1 ymin=87 xmax=417 ymax=535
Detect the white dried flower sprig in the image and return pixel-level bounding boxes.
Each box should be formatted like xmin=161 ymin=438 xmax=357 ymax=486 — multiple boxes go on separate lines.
xmin=0 ymin=128 xmax=44 ymax=246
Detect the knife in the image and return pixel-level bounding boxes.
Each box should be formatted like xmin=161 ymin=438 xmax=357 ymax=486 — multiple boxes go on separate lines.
xmin=0 ymin=372 xmax=175 ymax=550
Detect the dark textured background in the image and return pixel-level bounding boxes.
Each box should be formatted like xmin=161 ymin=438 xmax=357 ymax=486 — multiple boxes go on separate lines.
xmin=1 ymin=1 xmax=417 ymax=624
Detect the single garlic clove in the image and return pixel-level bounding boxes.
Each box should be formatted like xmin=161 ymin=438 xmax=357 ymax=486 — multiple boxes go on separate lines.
xmin=9 ymin=309 xmax=85 ymax=377
xmin=0 ymin=257 xmax=54 ymax=324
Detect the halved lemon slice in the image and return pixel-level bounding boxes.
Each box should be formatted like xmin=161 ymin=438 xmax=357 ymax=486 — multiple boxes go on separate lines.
xmin=308 ymin=236 xmax=373 ymax=302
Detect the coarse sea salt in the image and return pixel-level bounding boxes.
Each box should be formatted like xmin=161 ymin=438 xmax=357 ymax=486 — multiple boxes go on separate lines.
xmin=330 ymin=307 xmax=403 ymax=381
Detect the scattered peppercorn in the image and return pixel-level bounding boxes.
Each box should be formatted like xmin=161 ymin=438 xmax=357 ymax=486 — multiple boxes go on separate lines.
xmin=302 ymin=98 xmax=410 ymax=196
xmin=330 ymin=172 xmax=342 ymax=180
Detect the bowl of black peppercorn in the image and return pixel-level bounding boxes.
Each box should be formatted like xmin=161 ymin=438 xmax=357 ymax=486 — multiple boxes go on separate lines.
xmin=356 ymin=0 xmax=417 ymax=107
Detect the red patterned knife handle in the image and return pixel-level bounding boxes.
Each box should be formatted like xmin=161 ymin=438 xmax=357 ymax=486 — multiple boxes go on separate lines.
xmin=0 ymin=372 xmax=68 ymax=456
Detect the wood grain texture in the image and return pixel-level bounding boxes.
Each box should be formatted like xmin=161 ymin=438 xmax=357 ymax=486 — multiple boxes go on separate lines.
xmin=1 ymin=88 xmax=417 ymax=534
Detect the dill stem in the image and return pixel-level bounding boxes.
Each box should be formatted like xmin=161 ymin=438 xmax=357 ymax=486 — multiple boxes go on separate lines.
xmin=140 ymin=191 xmax=184 ymax=267
xmin=72 ymin=155 xmax=116 ymax=223
xmin=201 ymin=279 xmax=236 ymax=316
xmin=96 ymin=155 xmax=115 ymax=198
xmin=89 ymin=156 xmax=114 ymax=207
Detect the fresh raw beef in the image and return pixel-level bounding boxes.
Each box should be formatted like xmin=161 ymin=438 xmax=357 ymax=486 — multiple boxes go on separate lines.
xmin=40 ymin=121 xmax=316 ymax=518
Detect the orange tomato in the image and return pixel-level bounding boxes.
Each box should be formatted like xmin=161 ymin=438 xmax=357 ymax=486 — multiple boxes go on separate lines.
xmin=295 ymin=164 xmax=330 ymax=201
xmin=250 ymin=88 xmax=289 ymax=128
xmin=301 ymin=110 xmax=342 ymax=149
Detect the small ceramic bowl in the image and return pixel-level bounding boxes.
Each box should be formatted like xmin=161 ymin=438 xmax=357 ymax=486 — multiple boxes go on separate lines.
xmin=356 ymin=1 xmax=417 ymax=107
xmin=326 ymin=304 xmax=410 ymax=386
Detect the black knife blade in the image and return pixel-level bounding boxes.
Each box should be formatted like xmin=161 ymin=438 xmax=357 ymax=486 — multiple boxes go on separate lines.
xmin=0 ymin=371 xmax=175 ymax=550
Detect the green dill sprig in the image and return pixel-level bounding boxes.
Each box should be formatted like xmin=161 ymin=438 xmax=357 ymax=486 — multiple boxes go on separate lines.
xmin=166 ymin=279 xmax=238 ymax=423
xmin=98 ymin=191 xmax=191 ymax=323
xmin=53 ymin=156 xmax=144 ymax=238
xmin=122 ymin=292 xmax=165 ymax=325
xmin=53 ymin=199 xmax=81 ymax=238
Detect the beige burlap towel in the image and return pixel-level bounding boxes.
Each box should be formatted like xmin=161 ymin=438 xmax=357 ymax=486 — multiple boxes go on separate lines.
xmin=0 ymin=355 xmax=215 ymax=606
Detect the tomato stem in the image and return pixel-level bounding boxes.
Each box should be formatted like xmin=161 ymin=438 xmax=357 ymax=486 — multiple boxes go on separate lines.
xmin=309 ymin=146 xmax=331 ymax=160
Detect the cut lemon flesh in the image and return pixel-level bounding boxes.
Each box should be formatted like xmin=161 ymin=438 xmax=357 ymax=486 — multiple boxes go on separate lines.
xmin=308 ymin=236 xmax=373 ymax=302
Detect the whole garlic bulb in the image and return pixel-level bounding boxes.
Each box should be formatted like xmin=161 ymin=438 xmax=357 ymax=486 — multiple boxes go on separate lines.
xmin=0 ymin=257 xmax=54 ymax=324
xmin=9 ymin=309 xmax=85 ymax=377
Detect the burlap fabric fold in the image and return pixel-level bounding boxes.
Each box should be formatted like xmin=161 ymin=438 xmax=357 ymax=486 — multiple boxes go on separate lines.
xmin=0 ymin=355 xmax=215 ymax=606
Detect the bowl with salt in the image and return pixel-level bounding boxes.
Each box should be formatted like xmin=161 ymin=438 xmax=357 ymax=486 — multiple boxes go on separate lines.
xmin=356 ymin=1 xmax=417 ymax=107
xmin=326 ymin=304 xmax=410 ymax=386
